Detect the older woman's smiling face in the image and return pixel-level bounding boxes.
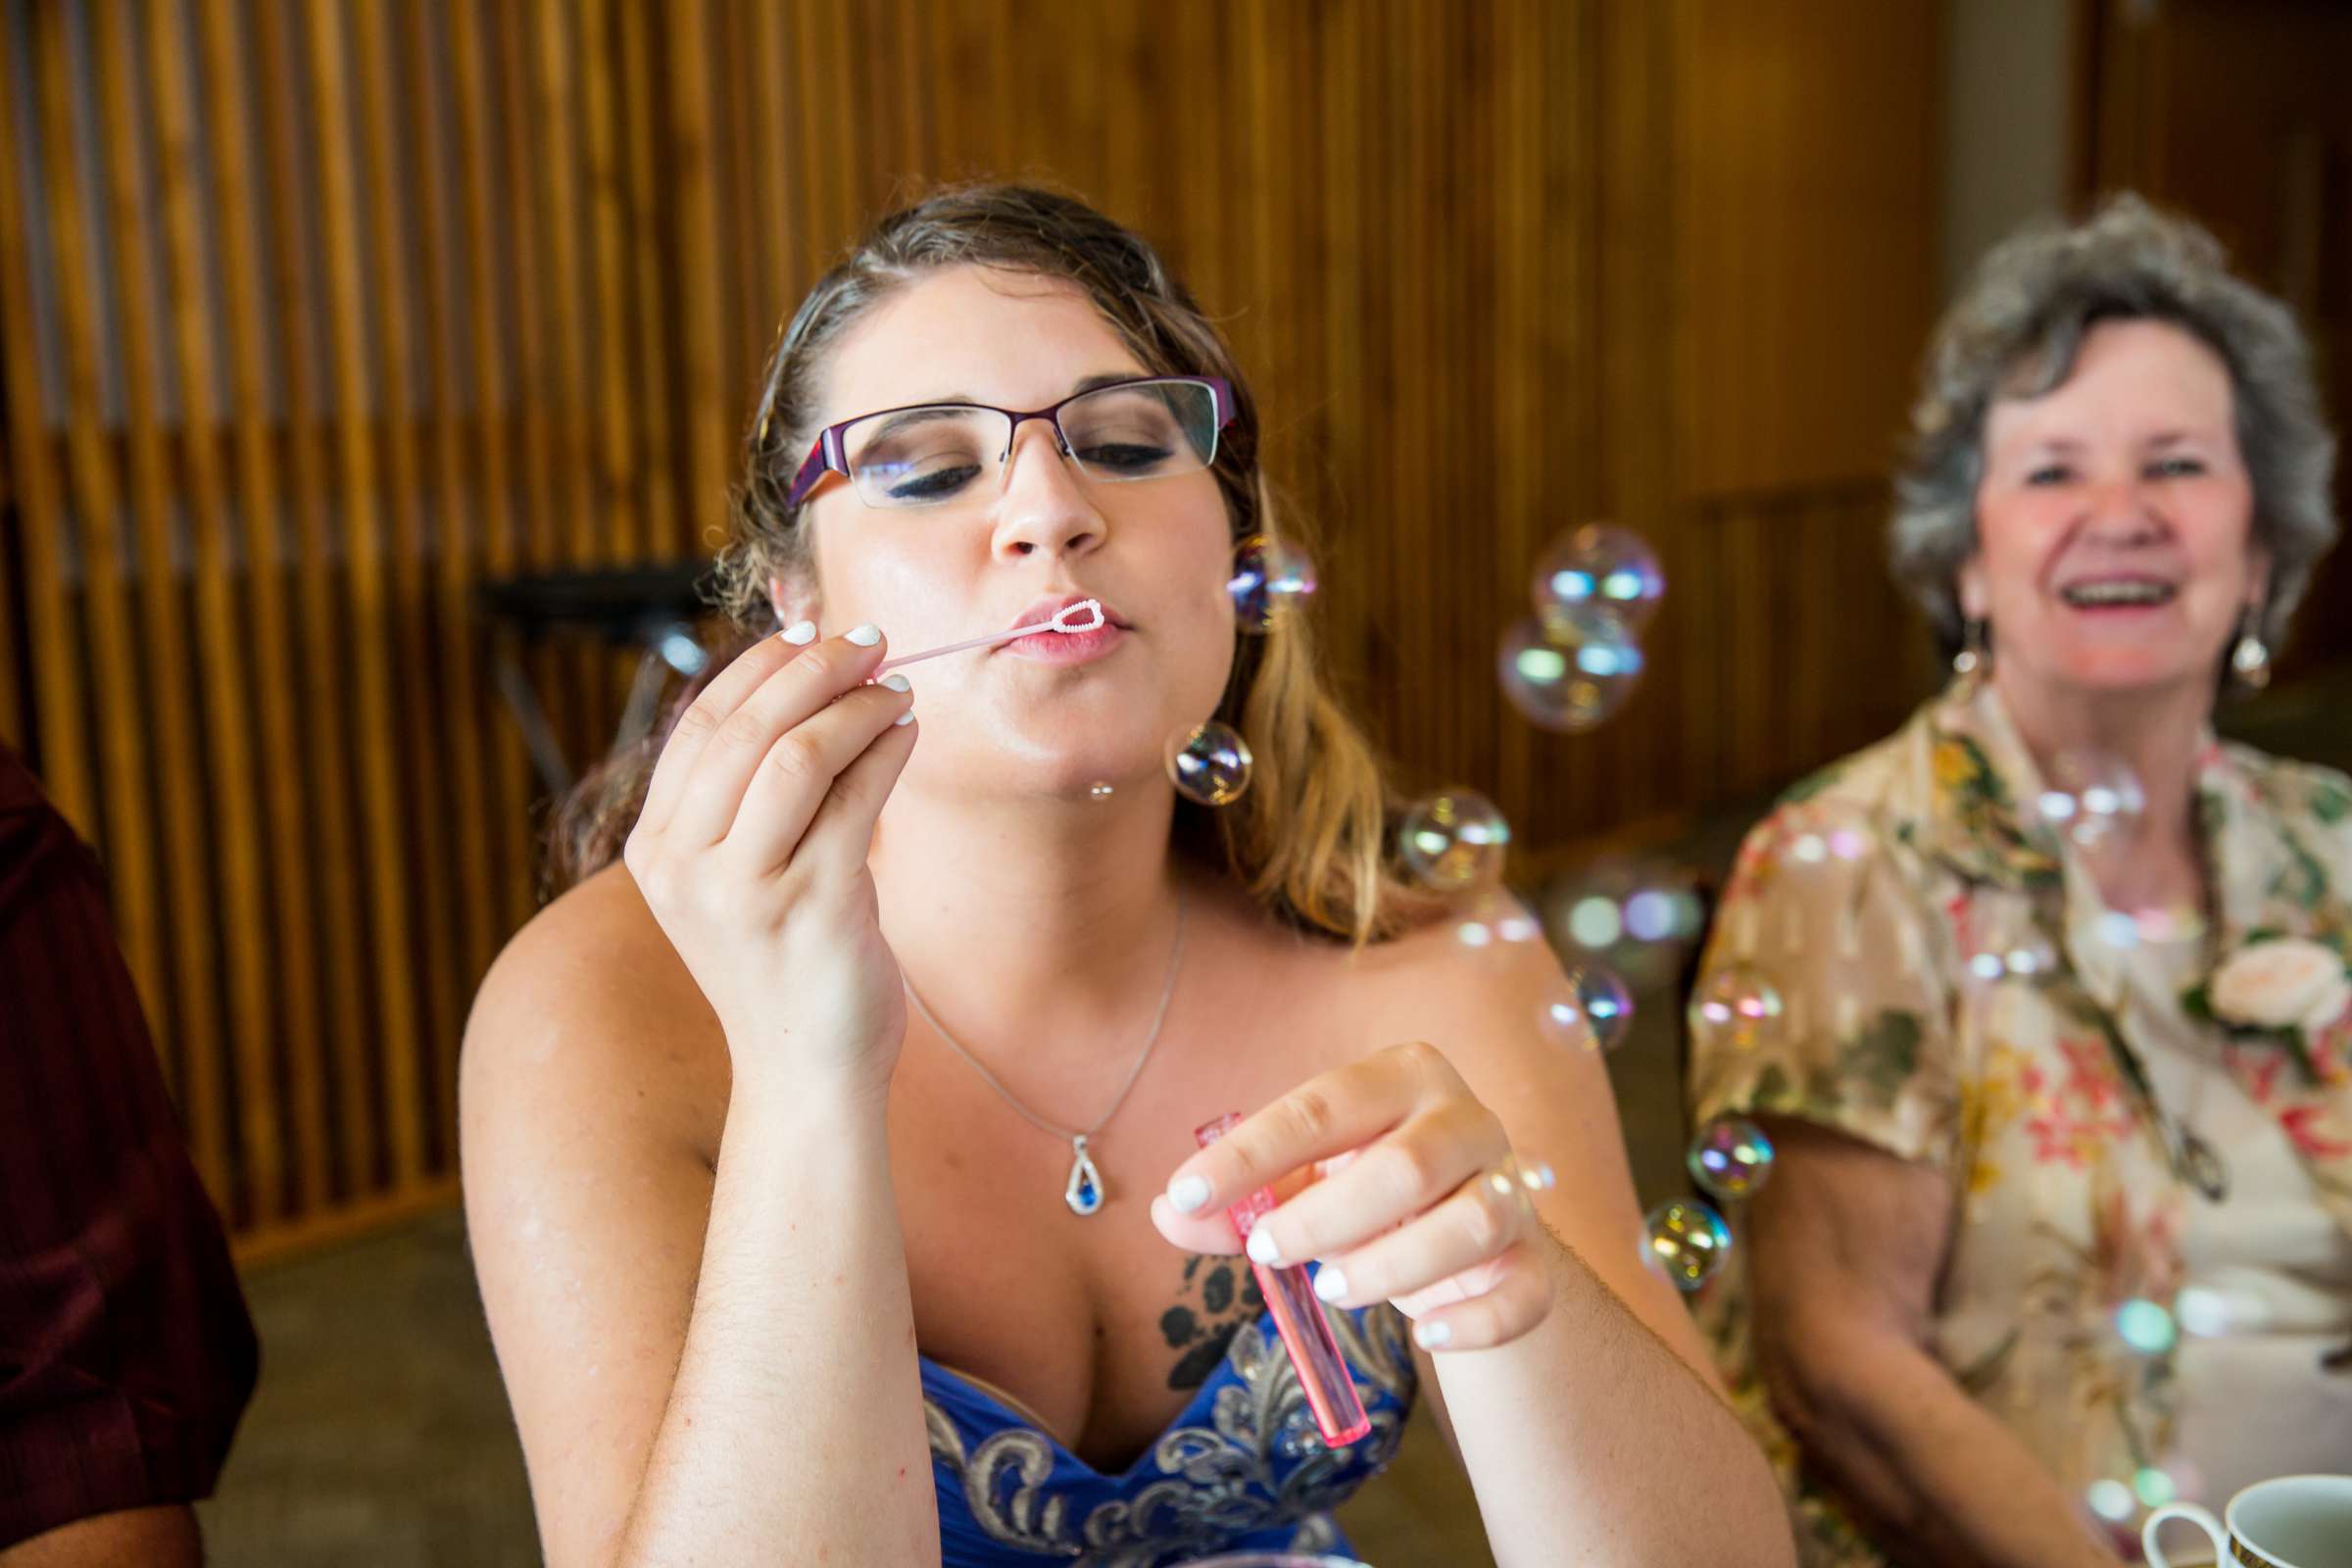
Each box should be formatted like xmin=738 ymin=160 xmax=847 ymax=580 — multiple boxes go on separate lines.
xmin=1964 ymin=318 xmax=2267 ymax=702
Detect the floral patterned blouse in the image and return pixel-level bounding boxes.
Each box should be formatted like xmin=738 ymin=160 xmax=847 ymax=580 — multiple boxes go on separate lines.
xmin=1688 ymin=678 xmax=2352 ymax=1565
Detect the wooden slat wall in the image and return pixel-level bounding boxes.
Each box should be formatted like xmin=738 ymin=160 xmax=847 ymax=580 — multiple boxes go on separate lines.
xmin=2082 ymin=0 xmax=2352 ymax=671
xmin=0 ymin=0 xmax=1942 ymax=1256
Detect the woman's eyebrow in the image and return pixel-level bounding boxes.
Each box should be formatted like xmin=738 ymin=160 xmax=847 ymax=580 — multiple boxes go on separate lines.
xmin=904 ymin=371 xmax=1154 ymax=407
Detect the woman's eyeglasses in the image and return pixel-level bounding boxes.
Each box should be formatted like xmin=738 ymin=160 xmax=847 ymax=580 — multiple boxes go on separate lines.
xmin=784 ymin=375 xmax=1235 ymax=512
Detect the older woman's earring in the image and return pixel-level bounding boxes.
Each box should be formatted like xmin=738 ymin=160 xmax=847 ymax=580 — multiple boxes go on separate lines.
xmin=1952 ymin=617 xmax=1989 ymax=679
xmin=2230 ymin=609 xmax=2272 ymax=691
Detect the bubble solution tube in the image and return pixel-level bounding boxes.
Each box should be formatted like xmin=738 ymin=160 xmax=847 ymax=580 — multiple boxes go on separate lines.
xmin=1195 ymin=1112 xmax=1372 ymax=1446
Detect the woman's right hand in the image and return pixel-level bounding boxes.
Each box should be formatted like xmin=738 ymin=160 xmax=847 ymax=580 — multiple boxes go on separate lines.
xmin=621 ymin=620 xmax=918 ymax=1102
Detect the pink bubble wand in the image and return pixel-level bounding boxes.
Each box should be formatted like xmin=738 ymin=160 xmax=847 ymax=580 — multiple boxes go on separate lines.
xmin=1195 ymin=1111 xmax=1373 ymax=1446
xmin=873 ymin=599 xmax=1103 ymax=675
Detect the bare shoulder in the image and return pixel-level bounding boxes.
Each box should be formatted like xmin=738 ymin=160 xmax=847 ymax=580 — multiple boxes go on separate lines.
xmin=461 ymin=861 xmax=728 ymax=1166
xmin=1342 ymin=893 xmax=1579 ymax=1078
xmin=460 ymin=865 xmax=731 ymax=1567
xmin=1345 ymin=893 xmax=1721 ymax=1371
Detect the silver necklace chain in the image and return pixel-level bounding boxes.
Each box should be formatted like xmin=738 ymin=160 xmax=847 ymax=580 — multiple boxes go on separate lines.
xmin=904 ymin=893 xmax=1187 ymax=1214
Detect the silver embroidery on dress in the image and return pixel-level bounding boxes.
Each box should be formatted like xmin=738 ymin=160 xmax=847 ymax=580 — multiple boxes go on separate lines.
xmin=924 ymin=1302 xmax=1415 ymax=1566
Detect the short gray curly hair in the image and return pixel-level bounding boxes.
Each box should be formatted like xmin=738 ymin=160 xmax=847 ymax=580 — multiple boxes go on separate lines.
xmin=1892 ymin=193 xmax=2337 ymax=653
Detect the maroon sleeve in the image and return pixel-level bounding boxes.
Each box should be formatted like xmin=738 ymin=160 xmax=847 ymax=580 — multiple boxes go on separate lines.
xmin=0 ymin=744 xmax=259 ymax=1548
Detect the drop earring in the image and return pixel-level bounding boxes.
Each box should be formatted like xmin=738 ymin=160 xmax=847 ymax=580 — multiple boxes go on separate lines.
xmin=1952 ymin=617 xmax=1989 ymax=680
xmin=2230 ymin=606 xmax=2272 ymax=692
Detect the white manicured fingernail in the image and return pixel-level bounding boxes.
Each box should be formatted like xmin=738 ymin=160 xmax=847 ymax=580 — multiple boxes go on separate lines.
xmin=1413 ymin=1320 xmax=1451 ymax=1349
xmin=879 ymin=673 xmax=911 ymax=693
xmin=1167 ymin=1175 xmax=1211 ymax=1213
xmin=1313 ymin=1266 xmax=1348 ymax=1302
xmin=780 ymin=619 xmax=817 ymax=645
xmin=1246 ymin=1227 xmax=1282 ymax=1266
xmin=893 ymin=711 xmax=915 ymax=727
xmin=846 ymin=622 xmax=882 ymax=646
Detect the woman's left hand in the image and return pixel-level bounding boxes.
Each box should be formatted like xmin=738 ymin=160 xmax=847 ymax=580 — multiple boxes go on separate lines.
xmin=1152 ymin=1041 xmax=1554 ymax=1351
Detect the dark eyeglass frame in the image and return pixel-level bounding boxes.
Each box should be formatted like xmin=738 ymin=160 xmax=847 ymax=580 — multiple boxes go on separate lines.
xmin=783 ymin=374 xmax=1237 ymax=511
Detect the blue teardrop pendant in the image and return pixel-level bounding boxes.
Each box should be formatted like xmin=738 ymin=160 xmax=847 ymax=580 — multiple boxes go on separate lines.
xmin=1064 ymin=1135 xmax=1105 ymax=1216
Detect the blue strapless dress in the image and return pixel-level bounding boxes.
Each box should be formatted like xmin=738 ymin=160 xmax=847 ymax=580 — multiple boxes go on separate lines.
xmin=922 ymin=1286 xmax=1417 ymax=1566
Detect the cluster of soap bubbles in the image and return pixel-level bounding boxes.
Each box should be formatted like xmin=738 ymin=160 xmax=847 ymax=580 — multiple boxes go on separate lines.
xmin=1498 ymin=525 xmax=1662 ymax=733
xmin=2076 ymin=1293 xmax=2223 ymax=1526
xmin=2084 ymin=904 xmax=2209 ymax=951
xmin=1963 ymin=928 xmax=2060 ymax=987
xmin=1690 ymin=963 xmax=1787 ymax=1054
xmin=1453 ymin=890 xmax=1544 ymax=952
xmin=1778 ymin=800 xmax=1875 ymax=873
xmin=2028 ymin=749 xmax=2147 ymax=853
xmin=2086 ymin=1459 xmax=2203 ymax=1530
xmin=1386 ymin=786 xmax=1647 ymax=1060
xmin=1152 ymin=540 xmax=1336 ymax=808
xmin=1642 ymin=1114 xmax=1778 ymax=1293
xmin=1542 ymin=857 xmax=1706 ymax=992
xmin=1158 ymin=537 xmax=1329 ymax=808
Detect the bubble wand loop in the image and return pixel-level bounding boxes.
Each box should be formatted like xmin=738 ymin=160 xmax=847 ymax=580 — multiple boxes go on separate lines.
xmin=873 ymin=599 xmax=1104 ymax=675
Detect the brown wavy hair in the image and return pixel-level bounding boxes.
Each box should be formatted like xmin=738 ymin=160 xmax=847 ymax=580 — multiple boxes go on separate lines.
xmin=548 ymin=182 xmax=1440 ymax=945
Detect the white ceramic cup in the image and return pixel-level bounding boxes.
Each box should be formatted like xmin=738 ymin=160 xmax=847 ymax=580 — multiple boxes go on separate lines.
xmin=2143 ymin=1475 xmax=2352 ymax=1567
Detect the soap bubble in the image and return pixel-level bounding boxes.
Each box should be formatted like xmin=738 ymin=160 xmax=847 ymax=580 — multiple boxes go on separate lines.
xmin=1453 ymin=890 xmax=1544 ymax=952
xmin=1963 ymin=928 xmax=2059 ymax=987
xmin=1692 ymin=964 xmax=1786 ymax=1054
xmin=1567 ymin=965 xmax=1634 ymax=1052
xmin=1537 ymin=991 xmax=1590 ymax=1049
xmin=2129 ymin=906 xmax=2206 ymax=945
xmin=2027 ymin=750 xmax=2146 ymax=852
xmin=1399 ymin=790 xmax=1512 ymax=891
xmin=1688 ymin=1117 xmax=1776 ymax=1201
xmin=1778 ymin=801 xmax=1875 ymax=872
xmin=1542 ymin=858 xmax=1705 ymax=992
xmin=2082 ymin=903 xmax=2208 ymax=954
xmin=2152 ymin=1457 xmax=2205 ymax=1505
xmin=2113 ymin=1298 xmax=2178 ymax=1356
xmin=2175 ymin=1283 xmax=2271 ymax=1338
xmin=2084 ymin=1479 xmax=2136 ymax=1524
xmin=1227 ymin=534 xmax=1318 ymax=630
xmin=1164 ymin=720 xmax=1253 ymax=807
xmin=1533 ymin=524 xmax=1665 ymax=631
xmin=1497 ymin=608 xmax=1644 ymax=732
xmin=1642 ymin=1200 xmax=1732 ymax=1291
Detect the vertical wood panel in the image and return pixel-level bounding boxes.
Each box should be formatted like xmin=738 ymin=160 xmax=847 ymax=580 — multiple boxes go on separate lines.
xmin=190 ymin=0 xmax=334 ymax=1216
xmin=29 ymin=4 xmax=177 ymax=1082
xmin=248 ymin=0 xmax=385 ymax=1203
xmin=450 ymin=0 xmax=542 ymax=939
xmin=0 ymin=17 xmax=96 ymax=828
xmin=398 ymin=0 xmax=504 ymax=1054
xmin=352 ymin=0 xmax=465 ymax=1167
xmin=302 ymin=0 xmax=427 ymax=1191
xmin=145 ymin=0 xmax=285 ymax=1224
xmin=90 ymin=0 xmax=236 ymax=1211
xmin=667 ymin=0 xmax=728 ymax=560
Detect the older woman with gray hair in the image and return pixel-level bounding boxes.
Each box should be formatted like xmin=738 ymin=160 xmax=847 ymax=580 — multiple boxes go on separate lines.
xmin=1685 ymin=194 xmax=2352 ymax=1566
